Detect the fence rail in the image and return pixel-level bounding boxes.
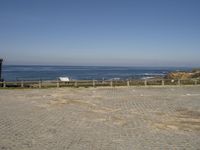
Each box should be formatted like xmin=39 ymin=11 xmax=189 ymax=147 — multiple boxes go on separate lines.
xmin=0 ymin=79 xmax=200 ymax=89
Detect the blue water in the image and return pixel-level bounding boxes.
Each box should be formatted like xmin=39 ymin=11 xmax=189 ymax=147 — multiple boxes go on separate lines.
xmin=2 ymin=65 xmax=191 ymax=81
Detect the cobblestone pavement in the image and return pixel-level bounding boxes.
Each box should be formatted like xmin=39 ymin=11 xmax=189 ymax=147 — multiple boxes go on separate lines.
xmin=0 ymin=86 xmax=200 ymax=150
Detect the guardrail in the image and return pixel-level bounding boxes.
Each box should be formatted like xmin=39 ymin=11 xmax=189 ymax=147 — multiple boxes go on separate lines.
xmin=0 ymin=79 xmax=200 ymax=89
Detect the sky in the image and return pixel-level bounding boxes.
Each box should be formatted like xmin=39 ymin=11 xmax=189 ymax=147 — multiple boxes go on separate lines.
xmin=0 ymin=0 xmax=200 ymax=67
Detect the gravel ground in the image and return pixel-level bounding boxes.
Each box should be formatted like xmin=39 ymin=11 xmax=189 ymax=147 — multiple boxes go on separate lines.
xmin=0 ymin=86 xmax=200 ymax=150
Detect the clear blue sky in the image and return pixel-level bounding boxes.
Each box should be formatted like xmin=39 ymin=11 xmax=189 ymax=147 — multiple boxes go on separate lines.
xmin=0 ymin=0 xmax=200 ymax=66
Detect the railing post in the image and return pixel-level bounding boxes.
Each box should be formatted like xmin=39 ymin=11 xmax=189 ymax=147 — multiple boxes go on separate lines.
xmin=93 ymin=80 xmax=95 ymax=87
xmin=144 ymin=80 xmax=147 ymax=86
xmin=74 ymin=81 xmax=78 ymax=87
xmin=21 ymin=81 xmax=24 ymax=88
xmin=194 ymin=80 xmax=197 ymax=85
xmin=3 ymin=81 xmax=6 ymax=88
xmin=0 ymin=59 xmax=3 ymax=81
xmin=57 ymin=80 xmax=60 ymax=88
xmin=178 ymin=79 xmax=181 ymax=86
xmin=110 ymin=81 xmax=113 ymax=87
xmin=127 ymin=80 xmax=130 ymax=86
xmin=38 ymin=80 xmax=42 ymax=88
xmin=162 ymin=80 xmax=165 ymax=86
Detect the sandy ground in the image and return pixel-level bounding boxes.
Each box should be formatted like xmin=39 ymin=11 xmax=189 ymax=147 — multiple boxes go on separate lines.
xmin=0 ymin=86 xmax=200 ymax=150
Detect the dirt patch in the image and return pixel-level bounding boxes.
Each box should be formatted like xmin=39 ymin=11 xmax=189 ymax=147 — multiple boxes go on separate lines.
xmin=49 ymin=99 xmax=126 ymax=127
xmin=110 ymin=116 xmax=127 ymax=126
xmin=176 ymin=108 xmax=200 ymax=119
xmin=90 ymin=107 xmax=120 ymax=114
xmin=48 ymin=98 xmax=120 ymax=114
xmin=88 ymin=114 xmax=127 ymax=127
xmin=154 ymin=108 xmax=200 ymax=132
xmin=49 ymin=99 xmax=96 ymax=108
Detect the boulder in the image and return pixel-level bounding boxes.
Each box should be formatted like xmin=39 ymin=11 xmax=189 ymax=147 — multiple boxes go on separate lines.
xmin=165 ymin=69 xmax=200 ymax=79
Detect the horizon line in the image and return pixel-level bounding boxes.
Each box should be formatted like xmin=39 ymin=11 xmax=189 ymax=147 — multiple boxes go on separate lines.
xmin=3 ymin=64 xmax=199 ymax=68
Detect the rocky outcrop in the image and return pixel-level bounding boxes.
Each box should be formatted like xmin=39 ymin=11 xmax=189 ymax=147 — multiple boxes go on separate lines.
xmin=165 ymin=69 xmax=200 ymax=79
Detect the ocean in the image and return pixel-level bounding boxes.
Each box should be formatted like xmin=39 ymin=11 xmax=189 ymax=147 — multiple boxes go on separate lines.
xmin=2 ymin=65 xmax=191 ymax=81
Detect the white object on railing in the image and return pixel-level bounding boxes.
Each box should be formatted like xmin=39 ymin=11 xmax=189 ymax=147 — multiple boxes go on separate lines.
xmin=59 ymin=77 xmax=70 ymax=82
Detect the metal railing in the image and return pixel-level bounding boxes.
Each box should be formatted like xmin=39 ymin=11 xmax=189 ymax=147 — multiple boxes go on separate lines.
xmin=0 ymin=79 xmax=200 ymax=89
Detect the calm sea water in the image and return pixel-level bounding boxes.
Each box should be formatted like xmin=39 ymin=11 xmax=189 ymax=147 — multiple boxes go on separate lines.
xmin=2 ymin=65 xmax=191 ymax=81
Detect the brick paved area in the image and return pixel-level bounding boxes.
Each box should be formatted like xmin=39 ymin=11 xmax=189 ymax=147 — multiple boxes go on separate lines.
xmin=0 ymin=86 xmax=200 ymax=150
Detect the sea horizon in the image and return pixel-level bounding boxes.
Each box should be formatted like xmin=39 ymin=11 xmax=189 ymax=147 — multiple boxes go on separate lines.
xmin=3 ymin=64 xmax=198 ymax=68
xmin=2 ymin=65 xmax=193 ymax=81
